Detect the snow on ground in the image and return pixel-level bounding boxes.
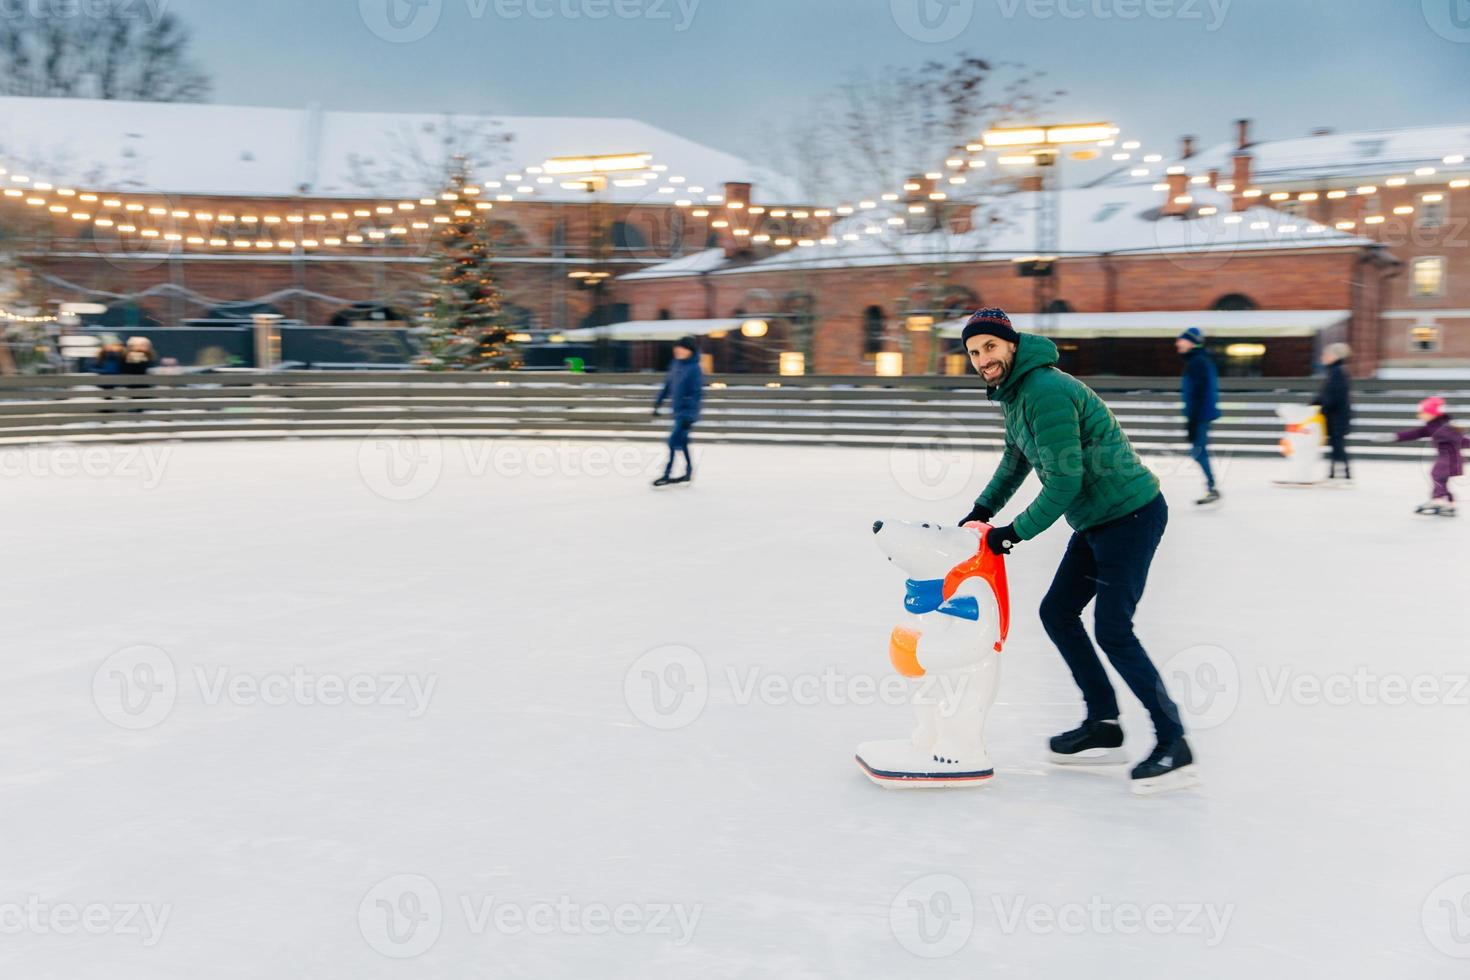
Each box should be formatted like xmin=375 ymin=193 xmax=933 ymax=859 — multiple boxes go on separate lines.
xmin=1 ymin=435 xmax=1466 ymax=978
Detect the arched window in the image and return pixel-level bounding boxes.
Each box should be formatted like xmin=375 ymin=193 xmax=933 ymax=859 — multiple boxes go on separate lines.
xmin=329 ymin=303 xmax=409 ymax=326
xmin=1211 ymin=293 xmax=1258 ymax=311
xmin=739 ymin=289 xmax=776 ymax=316
xmin=82 ymin=300 xmax=162 ymax=330
xmin=864 ymin=305 xmax=886 ymax=354
xmin=205 ymin=301 xmax=284 ymax=322
xmin=485 ymin=220 xmax=530 ymax=253
xmin=940 ymin=287 xmax=980 ymax=319
xmin=610 ymin=221 xmax=648 ymax=250
xmin=500 ymin=303 xmax=535 ymax=329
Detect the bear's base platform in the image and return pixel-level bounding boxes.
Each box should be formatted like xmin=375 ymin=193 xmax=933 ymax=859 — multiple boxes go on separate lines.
xmin=855 ymin=740 xmax=994 ymax=789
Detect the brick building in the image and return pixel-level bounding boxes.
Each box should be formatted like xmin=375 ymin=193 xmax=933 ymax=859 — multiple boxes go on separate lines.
xmin=605 ymin=178 xmax=1387 ymax=377
xmin=0 ymin=96 xmax=808 ymax=337
xmin=2 ymin=98 xmax=1465 ymax=377
xmin=1131 ymin=120 xmax=1470 ymax=376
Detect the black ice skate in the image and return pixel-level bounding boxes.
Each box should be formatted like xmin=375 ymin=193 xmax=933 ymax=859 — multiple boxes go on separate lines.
xmin=1129 ymin=736 xmax=1200 ymax=796
xmin=1048 ymin=719 xmax=1126 ymax=766
xmin=652 ymin=475 xmax=674 ymax=487
xmin=1195 ymin=488 xmax=1221 ymax=506
xmin=1415 ymin=500 xmax=1456 ymax=517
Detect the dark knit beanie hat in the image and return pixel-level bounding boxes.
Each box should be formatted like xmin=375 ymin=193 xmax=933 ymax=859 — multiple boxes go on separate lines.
xmin=674 ymin=335 xmax=699 ymax=352
xmin=960 ymin=308 xmax=1019 ymax=346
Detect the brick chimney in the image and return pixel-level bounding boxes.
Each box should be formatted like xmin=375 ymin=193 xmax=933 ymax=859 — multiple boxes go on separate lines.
xmin=1180 ymin=135 xmax=1197 ymax=160
xmin=946 ymin=204 xmax=974 ymax=235
xmin=1163 ymin=172 xmax=1190 ymax=216
xmin=1207 ymin=168 xmax=1220 ymax=189
xmin=720 ymin=181 xmax=751 ymax=257
xmin=903 ymin=173 xmax=938 ymax=204
xmin=904 ymin=173 xmax=940 ymax=232
xmin=1235 ymin=118 xmax=1252 ymax=150
xmin=1230 ymin=151 xmax=1253 ymax=211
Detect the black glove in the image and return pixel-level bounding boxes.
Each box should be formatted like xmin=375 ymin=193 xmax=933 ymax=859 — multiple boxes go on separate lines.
xmin=1185 ymin=422 xmax=1199 ymax=444
xmin=986 ymin=524 xmax=1022 ymax=556
xmin=651 ymin=406 xmax=661 ymax=419
xmin=958 ymin=503 xmax=994 ymax=526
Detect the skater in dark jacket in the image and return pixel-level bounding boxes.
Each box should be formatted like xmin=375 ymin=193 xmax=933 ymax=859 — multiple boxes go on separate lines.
xmin=1176 ymin=327 xmax=1221 ymax=505
xmin=1387 ymin=397 xmax=1468 ymax=517
xmin=651 ymin=335 xmax=703 ymax=486
xmin=955 ymin=308 xmax=1192 ymax=794
xmin=1314 ymin=343 xmax=1353 ymax=483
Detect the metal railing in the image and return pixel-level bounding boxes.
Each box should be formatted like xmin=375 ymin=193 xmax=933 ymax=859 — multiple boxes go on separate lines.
xmin=0 ymin=371 xmax=1462 ymax=460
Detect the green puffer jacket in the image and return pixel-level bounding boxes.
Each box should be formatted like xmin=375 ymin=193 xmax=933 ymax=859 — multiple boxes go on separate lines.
xmin=974 ymin=334 xmax=1160 ymax=539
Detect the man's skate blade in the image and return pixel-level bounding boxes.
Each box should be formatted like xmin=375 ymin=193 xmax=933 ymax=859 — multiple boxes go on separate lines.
xmin=1129 ymin=765 xmax=1202 ymax=796
xmin=855 ymin=754 xmax=994 ymax=789
xmin=1048 ymin=747 xmax=1128 ymax=767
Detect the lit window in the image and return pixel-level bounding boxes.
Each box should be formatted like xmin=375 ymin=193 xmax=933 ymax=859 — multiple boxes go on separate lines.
xmin=1417 ymin=195 xmax=1447 ymax=229
xmin=1411 ymin=256 xmax=1445 ymax=298
xmin=1410 ymin=323 xmax=1441 ymax=353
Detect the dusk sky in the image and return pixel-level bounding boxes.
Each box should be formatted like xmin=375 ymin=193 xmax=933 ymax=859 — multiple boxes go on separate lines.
xmin=169 ymin=0 xmax=1468 ymax=165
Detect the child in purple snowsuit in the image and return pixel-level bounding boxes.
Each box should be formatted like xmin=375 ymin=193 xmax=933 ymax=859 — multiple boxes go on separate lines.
xmin=1391 ymin=397 xmax=1468 ymax=517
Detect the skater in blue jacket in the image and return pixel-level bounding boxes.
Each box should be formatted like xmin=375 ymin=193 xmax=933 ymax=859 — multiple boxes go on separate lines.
xmin=1176 ymin=327 xmax=1222 ymax=505
xmin=651 ymin=335 xmax=703 ymax=486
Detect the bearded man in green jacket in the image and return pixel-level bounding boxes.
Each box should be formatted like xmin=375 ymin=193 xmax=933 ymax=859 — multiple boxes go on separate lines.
xmin=955 ymin=308 xmax=1196 ymax=795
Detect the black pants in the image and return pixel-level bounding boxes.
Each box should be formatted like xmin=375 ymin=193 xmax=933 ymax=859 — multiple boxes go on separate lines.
xmin=1326 ymin=425 xmax=1350 ymax=479
xmin=1039 ymin=493 xmax=1183 ymax=741
xmin=1188 ymin=421 xmax=1216 ymax=490
xmin=663 ymin=418 xmax=693 ymax=477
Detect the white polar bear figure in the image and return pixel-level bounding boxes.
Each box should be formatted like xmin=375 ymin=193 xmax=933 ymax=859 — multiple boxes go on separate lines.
xmin=1274 ymin=404 xmax=1327 ymax=485
xmin=856 ymin=519 xmax=1010 ymax=788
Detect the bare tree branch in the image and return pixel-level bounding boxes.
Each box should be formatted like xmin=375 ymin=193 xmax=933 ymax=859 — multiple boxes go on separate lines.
xmin=0 ymin=8 xmax=211 ymax=102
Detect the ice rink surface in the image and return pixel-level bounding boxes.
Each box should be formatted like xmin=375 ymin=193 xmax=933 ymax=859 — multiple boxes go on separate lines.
xmin=2 ymin=435 xmax=1467 ymax=978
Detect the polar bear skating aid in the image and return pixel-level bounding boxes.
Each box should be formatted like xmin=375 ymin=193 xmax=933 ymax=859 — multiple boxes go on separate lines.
xmin=856 ymin=519 xmax=1009 ymax=788
xmin=1273 ymin=404 xmax=1326 ymax=486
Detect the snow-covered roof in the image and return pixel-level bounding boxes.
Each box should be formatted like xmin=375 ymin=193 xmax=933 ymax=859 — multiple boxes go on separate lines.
xmin=561 ymin=318 xmax=743 ymax=341
xmin=666 ymin=183 xmax=1370 ymax=278
xmin=1097 ymin=123 xmax=1470 ymax=188
xmin=936 ymin=309 xmax=1349 ymax=339
xmin=0 ymin=96 xmax=803 ymax=203
xmin=616 ymin=248 xmax=728 ymax=281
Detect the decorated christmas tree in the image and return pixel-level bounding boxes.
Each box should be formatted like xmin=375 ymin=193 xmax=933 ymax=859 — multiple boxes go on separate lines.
xmin=420 ymin=165 xmax=520 ymax=370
